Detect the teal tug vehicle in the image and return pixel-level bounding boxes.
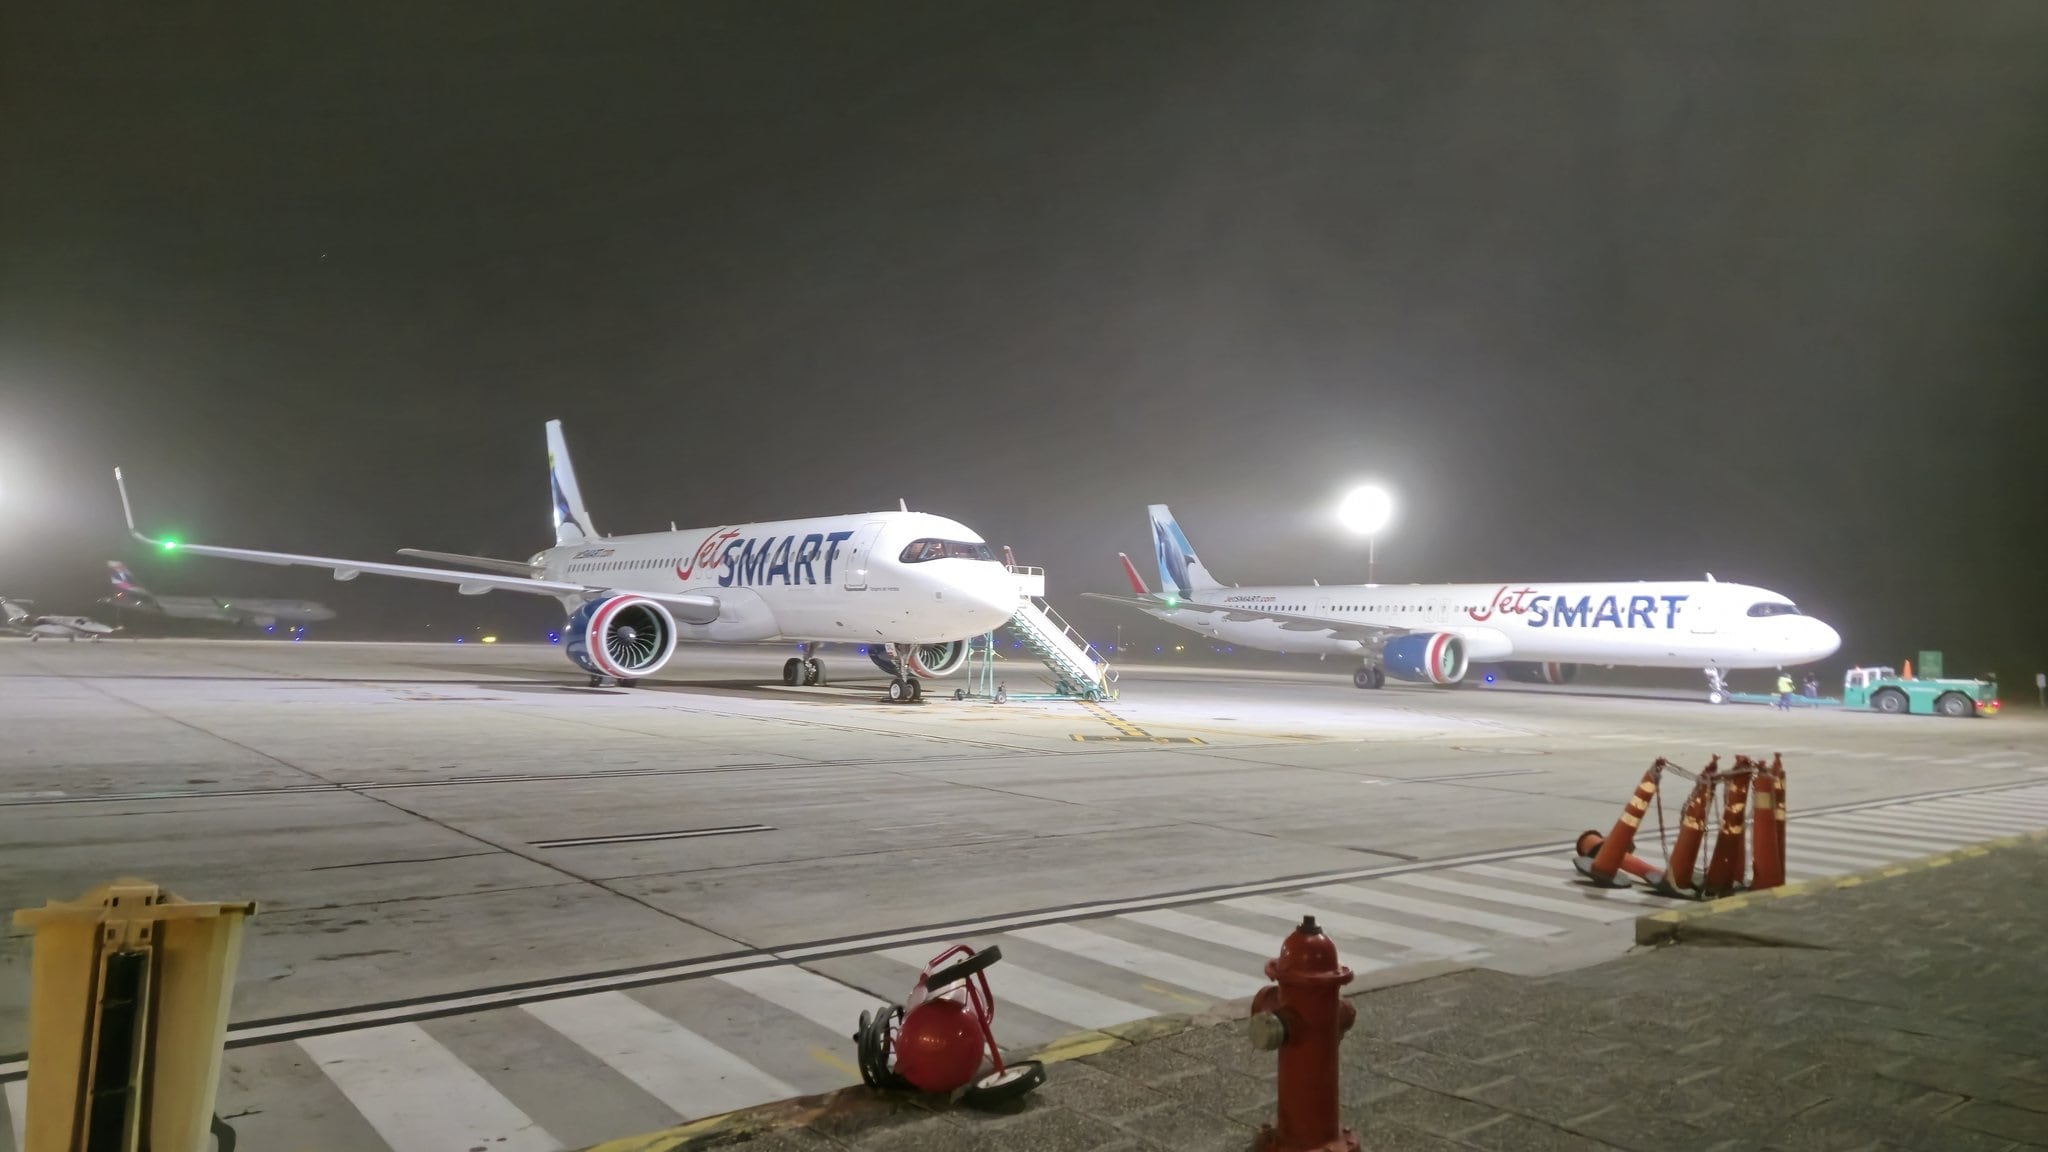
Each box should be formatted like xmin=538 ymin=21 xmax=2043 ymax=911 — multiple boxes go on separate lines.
xmin=1839 ymin=665 xmax=1999 ymax=717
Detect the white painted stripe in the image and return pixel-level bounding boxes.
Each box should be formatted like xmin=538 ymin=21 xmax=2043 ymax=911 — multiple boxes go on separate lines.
xmin=299 ymin=1023 xmax=561 ymax=1152
xmin=1383 ymin=872 xmax=1632 ymax=922
xmin=1306 ymin=883 xmax=1561 ymax=939
xmin=1121 ymin=907 xmax=1387 ymax=970
xmin=713 ymin=965 xmax=886 ymax=1036
xmin=1790 ymin=828 xmax=1925 ymax=859
xmin=1456 ymin=861 xmax=1669 ymax=905
xmin=525 ymin=991 xmax=798 ymax=1120
xmin=1856 ymin=810 xmax=2043 ymax=837
xmin=1922 ymin=790 xmax=2048 ymax=812
xmin=1813 ymin=815 xmax=1976 ymax=846
xmin=1921 ymin=797 xmax=2048 ymax=824
xmin=1009 ymin=924 xmax=1261 ymax=1002
xmin=1226 ymin=895 xmax=1488 ymax=957
xmin=1799 ymin=818 xmax=1959 ymax=846
xmin=881 ymin=946 xmax=1154 ymax=1030
xmin=1794 ymin=832 xmax=1900 ymax=860
xmin=5 ymin=1079 xmax=25 ymax=1152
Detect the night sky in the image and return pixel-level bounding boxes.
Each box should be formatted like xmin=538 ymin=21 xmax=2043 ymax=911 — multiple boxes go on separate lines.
xmin=3 ymin=3 xmax=2044 ymax=680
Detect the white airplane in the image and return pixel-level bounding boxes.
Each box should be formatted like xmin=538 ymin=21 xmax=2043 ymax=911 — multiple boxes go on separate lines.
xmin=1085 ymin=505 xmax=1842 ymax=702
xmin=3 ymin=598 xmax=119 ymax=641
xmin=102 ymin=561 xmax=336 ymax=632
xmin=113 ymin=421 xmax=1020 ymax=700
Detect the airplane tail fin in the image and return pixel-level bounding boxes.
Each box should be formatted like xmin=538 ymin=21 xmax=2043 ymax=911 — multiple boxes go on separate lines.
xmin=2 ymin=598 xmax=28 ymax=624
xmin=1147 ymin=504 xmax=1222 ymax=598
xmin=546 ymin=420 xmax=599 ymax=546
xmin=107 ymin=561 xmax=157 ymax=606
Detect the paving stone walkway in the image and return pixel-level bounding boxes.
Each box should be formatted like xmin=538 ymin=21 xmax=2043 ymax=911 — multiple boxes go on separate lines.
xmin=592 ymin=833 xmax=2048 ymax=1152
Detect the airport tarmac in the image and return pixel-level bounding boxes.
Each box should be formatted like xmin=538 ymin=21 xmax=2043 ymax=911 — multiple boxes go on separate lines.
xmin=3 ymin=639 xmax=2044 ymax=1152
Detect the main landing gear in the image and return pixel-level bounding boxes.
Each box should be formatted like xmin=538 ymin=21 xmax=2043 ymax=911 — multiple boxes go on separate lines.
xmin=885 ymin=643 xmax=923 ymax=704
xmin=782 ymin=645 xmax=828 ymax=687
xmin=588 ymin=674 xmax=640 ymax=688
xmin=1353 ymin=662 xmax=1385 ymax=690
xmin=1704 ymin=666 xmax=1728 ymax=705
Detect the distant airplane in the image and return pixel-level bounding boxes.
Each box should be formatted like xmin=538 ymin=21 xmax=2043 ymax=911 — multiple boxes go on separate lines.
xmin=1085 ymin=504 xmax=1842 ymax=703
xmin=103 ymin=561 xmax=336 ymax=631
xmin=114 ymin=420 xmax=1019 ymax=699
xmin=3 ymin=597 xmax=118 ymax=641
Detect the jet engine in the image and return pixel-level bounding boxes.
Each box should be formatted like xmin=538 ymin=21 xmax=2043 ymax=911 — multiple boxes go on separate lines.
xmin=566 ymin=595 xmax=678 ymax=682
xmin=1382 ymin=633 xmax=1469 ymax=685
xmin=1503 ymin=661 xmax=1578 ymax=685
xmin=868 ymin=640 xmax=972 ymax=678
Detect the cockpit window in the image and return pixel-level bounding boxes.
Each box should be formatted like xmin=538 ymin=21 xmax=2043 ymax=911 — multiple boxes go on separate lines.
xmin=1747 ymin=602 xmax=1802 ymax=617
xmin=900 ymin=539 xmax=995 ymax=563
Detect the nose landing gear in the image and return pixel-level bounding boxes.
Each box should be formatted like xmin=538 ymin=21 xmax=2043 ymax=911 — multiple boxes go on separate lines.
xmin=884 ymin=642 xmax=924 ymax=703
xmin=1704 ymin=667 xmax=1728 ymax=704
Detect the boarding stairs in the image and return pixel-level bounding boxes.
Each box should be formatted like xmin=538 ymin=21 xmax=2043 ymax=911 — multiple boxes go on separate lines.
xmin=959 ymin=567 xmax=1115 ymax=702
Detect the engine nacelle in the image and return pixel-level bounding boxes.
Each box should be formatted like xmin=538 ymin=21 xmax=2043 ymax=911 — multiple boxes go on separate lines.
xmin=1382 ymin=633 xmax=1469 ymax=685
xmin=566 ymin=595 xmax=678 ymax=681
xmin=867 ymin=640 xmax=972 ymax=678
xmin=1503 ymin=661 xmax=1578 ymax=685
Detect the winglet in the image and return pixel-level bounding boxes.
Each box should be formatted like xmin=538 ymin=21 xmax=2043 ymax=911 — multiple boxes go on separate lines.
xmin=114 ymin=468 xmax=176 ymax=551
xmin=1118 ymin=552 xmax=1150 ymax=595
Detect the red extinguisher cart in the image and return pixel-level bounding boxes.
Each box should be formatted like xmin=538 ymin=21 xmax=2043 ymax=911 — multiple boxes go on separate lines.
xmin=853 ymin=943 xmax=1045 ymax=1107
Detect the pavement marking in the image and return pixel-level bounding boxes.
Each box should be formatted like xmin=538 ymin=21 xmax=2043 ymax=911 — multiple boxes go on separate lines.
xmin=1783 ymin=841 xmax=1902 ymax=870
xmin=1926 ymin=795 xmax=2048 ymax=820
xmin=1121 ymin=907 xmax=1389 ymax=970
xmin=1008 ymin=924 xmax=1259 ymax=1002
xmin=1810 ymin=814 xmax=1988 ymax=847
xmin=1454 ymin=861 xmax=1668 ymax=906
xmin=525 ymin=992 xmax=799 ymax=1121
xmin=1840 ymin=808 xmax=2047 ymax=838
xmin=1381 ymin=871 xmax=1632 ymax=922
xmin=1635 ymin=827 xmax=2048 ymax=945
xmin=532 ymin=824 xmax=775 ymax=850
xmin=1794 ymin=825 xmax=1963 ymax=857
xmin=712 ymin=965 xmax=887 ymax=1035
xmin=880 ymin=946 xmax=1155 ymax=1029
xmin=1072 ymin=700 xmax=1205 ymax=743
xmin=5 ymin=1079 xmax=23 ymax=1152
xmin=1304 ymin=883 xmax=1561 ymax=939
xmin=1226 ymin=895 xmax=1490 ymax=958
xmin=809 ymin=1047 xmax=860 ymax=1078
xmin=298 ymin=1023 xmax=562 ymax=1152
xmin=8 ymin=775 xmax=2038 ymax=1080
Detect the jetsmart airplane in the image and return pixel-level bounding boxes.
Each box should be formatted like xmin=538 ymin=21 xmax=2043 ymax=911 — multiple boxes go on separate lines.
xmin=102 ymin=561 xmax=335 ymax=632
xmin=114 ymin=421 xmax=1020 ymax=700
xmin=3 ymin=598 xmax=119 ymax=641
xmin=1086 ymin=505 xmax=1841 ymax=703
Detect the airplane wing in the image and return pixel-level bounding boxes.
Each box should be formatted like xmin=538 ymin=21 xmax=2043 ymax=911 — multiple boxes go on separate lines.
xmin=1079 ymin=591 xmax=1411 ymax=645
xmin=114 ymin=469 xmax=720 ymax=625
xmin=396 ymin=549 xmax=537 ymax=576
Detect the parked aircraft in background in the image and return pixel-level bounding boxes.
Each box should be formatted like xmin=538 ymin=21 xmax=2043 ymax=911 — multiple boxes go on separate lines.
xmin=2 ymin=597 xmax=118 ymax=641
xmin=102 ymin=561 xmax=336 ymax=632
xmin=1086 ymin=504 xmax=1841 ymax=703
xmin=115 ymin=420 xmax=1018 ymax=700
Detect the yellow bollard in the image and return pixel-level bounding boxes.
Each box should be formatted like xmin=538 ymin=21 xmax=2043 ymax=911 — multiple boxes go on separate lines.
xmin=12 ymin=879 xmax=255 ymax=1152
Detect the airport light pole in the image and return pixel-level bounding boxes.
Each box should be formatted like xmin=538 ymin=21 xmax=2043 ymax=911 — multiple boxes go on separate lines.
xmin=1337 ymin=484 xmax=1395 ymax=584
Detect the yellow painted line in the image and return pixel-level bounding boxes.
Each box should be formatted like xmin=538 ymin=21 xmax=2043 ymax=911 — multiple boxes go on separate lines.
xmin=1141 ymin=982 xmax=1210 ymax=1007
xmin=1635 ymin=826 xmax=2048 ymax=945
xmin=1033 ymin=1030 xmax=1122 ymax=1063
xmin=810 ymin=1047 xmax=860 ymax=1078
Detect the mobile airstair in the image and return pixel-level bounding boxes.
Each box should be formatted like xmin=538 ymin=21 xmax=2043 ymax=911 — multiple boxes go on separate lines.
xmin=951 ymin=567 xmax=1116 ymax=702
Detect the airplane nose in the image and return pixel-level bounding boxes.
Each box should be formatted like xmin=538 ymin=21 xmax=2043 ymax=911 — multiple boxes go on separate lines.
xmin=1807 ymin=619 xmax=1842 ymax=660
xmin=956 ymin=571 xmax=1021 ymax=631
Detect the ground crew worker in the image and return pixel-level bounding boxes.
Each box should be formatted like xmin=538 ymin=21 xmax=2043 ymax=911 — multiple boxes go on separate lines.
xmin=1776 ymin=670 xmax=1795 ymax=710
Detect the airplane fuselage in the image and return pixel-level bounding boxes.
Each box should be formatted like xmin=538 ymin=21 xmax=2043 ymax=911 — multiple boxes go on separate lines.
xmin=1148 ymin=580 xmax=1840 ymax=670
xmin=529 ymin=511 xmax=1020 ymax=646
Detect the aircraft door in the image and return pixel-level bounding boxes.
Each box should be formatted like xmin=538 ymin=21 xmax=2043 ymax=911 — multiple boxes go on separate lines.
xmin=842 ymin=520 xmax=887 ymax=590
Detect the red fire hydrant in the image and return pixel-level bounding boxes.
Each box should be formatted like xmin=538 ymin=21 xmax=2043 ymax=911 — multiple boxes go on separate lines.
xmin=1249 ymin=915 xmax=1359 ymax=1152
